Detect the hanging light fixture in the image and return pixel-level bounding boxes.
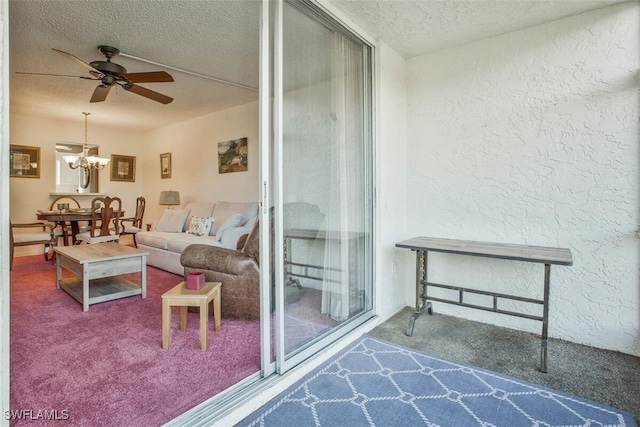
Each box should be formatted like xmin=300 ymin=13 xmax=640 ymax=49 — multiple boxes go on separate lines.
xmin=62 ymin=112 xmax=110 ymax=188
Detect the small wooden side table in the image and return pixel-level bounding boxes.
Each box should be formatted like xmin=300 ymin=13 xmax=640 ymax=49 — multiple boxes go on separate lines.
xmin=161 ymin=281 xmax=222 ymax=351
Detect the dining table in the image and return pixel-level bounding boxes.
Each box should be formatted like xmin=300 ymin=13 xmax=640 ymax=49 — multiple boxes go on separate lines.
xmin=36 ymin=209 xmax=124 ymax=246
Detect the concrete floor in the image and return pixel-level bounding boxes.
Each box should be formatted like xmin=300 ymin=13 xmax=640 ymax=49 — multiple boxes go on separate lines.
xmin=369 ymin=307 xmax=640 ymax=423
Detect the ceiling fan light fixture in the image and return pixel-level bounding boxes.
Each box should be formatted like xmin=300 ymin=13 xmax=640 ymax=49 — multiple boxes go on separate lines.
xmin=42 ymin=47 xmax=174 ymax=104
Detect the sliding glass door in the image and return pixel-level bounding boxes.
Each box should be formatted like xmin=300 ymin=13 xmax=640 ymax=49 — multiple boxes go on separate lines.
xmin=268 ymin=0 xmax=374 ymax=373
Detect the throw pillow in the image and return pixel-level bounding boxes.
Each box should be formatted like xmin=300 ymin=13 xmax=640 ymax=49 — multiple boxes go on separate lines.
xmin=215 ymin=212 xmax=246 ymax=242
xmin=187 ymin=216 xmax=214 ymax=236
xmin=155 ymin=209 xmax=190 ymax=233
xmin=242 ymin=204 xmax=259 ymax=224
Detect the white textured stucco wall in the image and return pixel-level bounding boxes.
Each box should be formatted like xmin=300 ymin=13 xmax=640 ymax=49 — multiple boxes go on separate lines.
xmin=404 ymin=3 xmax=639 ymax=355
xmin=376 ymin=41 xmax=411 ymax=320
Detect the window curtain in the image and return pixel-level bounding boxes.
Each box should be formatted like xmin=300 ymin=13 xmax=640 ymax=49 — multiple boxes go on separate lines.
xmin=321 ymin=31 xmax=365 ymax=321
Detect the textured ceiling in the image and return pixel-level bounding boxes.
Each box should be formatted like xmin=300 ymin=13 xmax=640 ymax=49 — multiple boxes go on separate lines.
xmin=9 ymin=0 xmax=632 ymax=131
xmin=330 ymin=0 xmax=632 ymax=58
xmin=9 ymin=0 xmax=260 ymax=131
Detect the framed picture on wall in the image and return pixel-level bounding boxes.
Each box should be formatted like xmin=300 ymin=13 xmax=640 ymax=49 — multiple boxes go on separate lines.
xmin=9 ymin=145 xmax=40 ymax=178
xmin=110 ymin=154 xmax=136 ymax=182
xmin=218 ymin=137 xmax=248 ymax=173
xmin=160 ymin=152 xmax=171 ymax=179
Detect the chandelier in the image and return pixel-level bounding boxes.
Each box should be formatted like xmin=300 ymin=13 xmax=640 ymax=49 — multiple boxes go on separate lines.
xmin=62 ymin=112 xmax=110 ymax=188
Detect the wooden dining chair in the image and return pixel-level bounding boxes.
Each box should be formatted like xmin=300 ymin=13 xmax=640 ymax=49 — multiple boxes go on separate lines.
xmin=120 ymin=196 xmax=145 ymax=247
xmin=48 ymin=195 xmax=89 ymax=245
xmin=75 ymin=196 xmax=122 ymax=244
xmin=9 ymin=220 xmax=56 ymax=270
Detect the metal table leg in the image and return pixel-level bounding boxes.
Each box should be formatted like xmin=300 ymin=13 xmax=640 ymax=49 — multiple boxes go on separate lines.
xmin=540 ymin=264 xmax=551 ymax=373
xmin=407 ymin=250 xmax=433 ymax=336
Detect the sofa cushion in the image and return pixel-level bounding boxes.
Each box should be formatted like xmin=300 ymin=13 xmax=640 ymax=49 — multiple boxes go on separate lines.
xmin=219 ymin=220 xmax=255 ymax=249
xmin=242 ymin=203 xmax=259 ymax=223
xmin=155 ymin=209 xmax=190 ymax=232
xmin=210 ymin=202 xmax=256 ymax=235
xmin=137 ymin=230 xmax=222 ymax=252
xmin=166 ymin=233 xmax=220 ymax=253
xmin=184 ymin=202 xmax=215 ymax=232
xmin=136 ymin=231 xmax=173 ymax=249
xmin=215 ymin=212 xmax=246 ymax=242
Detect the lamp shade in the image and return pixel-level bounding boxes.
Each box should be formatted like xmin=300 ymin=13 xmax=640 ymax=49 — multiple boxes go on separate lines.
xmin=159 ymin=190 xmax=180 ymax=206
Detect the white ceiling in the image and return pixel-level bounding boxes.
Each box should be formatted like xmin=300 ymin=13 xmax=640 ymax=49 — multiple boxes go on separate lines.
xmin=329 ymin=0 xmax=632 ymax=58
xmin=9 ymin=0 xmax=261 ymax=131
xmin=9 ymin=0 xmax=631 ymax=131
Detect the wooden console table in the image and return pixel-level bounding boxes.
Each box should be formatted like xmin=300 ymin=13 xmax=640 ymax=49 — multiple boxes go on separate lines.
xmin=396 ymin=236 xmax=572 ymax=373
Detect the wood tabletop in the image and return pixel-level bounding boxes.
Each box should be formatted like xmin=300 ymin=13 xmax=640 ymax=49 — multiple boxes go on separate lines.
xmin=37 ymin=210 xmax=123 ymax=221
xmin=53 ymin=243 xmax=149 ymax=263
xmin=396 ymin=236 xmax=573 ymax=266
xmin=162 ymin=281 xmax=221 ymax=297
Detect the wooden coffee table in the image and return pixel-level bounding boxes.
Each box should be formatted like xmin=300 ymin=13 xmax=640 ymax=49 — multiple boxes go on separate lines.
xmin=54 ymin=243 xmax=149 ymax=312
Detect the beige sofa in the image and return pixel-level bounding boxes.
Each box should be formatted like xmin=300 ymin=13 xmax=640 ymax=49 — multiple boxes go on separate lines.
xmin=136 ymin=201 xmax=259 ymax=275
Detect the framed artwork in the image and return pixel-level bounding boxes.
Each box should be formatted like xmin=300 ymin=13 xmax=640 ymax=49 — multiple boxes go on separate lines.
xmin=218 ymin=137 xmax=248 ymax=174
xmin=160 ymin=152 xmax=171 ymax=179
xmin=110 ymin=154 xmax=136 ymax=182
xmin=9 ymin=145 xmax=40 ymax=178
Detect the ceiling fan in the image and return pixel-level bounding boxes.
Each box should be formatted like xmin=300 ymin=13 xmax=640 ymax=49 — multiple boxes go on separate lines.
xmin=18 ymin=45 xmax=174 ymax=104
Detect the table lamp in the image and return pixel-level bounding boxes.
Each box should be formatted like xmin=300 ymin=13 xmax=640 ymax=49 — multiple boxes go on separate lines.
xmin=159 ymin=191 xmax=180 ymax=209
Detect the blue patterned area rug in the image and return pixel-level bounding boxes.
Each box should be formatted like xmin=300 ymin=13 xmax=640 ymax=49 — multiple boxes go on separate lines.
xmin=237 ymin=335 xmax=637 ymax=427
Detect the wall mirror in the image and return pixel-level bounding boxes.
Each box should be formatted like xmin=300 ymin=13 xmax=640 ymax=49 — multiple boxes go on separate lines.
xmin=55 ymin=142 xmax=100 ymax=193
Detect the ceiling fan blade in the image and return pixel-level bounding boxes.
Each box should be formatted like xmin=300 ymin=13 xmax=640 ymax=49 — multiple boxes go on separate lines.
xmin=15 ymin=71 xmax=97 ymax=80
xmin=52 ymin=48 xmax=104 ymax=77
xmin=90 ymin=84 xmax=112 ymax=103
xmin=123 ymin=83 xmax=173 ymax=104
xmin=124 ymin=71 xmax=174 ymax=83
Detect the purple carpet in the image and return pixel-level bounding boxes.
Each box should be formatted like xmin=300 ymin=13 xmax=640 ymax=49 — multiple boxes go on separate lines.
xmin=9 ymin=254 xmax=261 ymax=426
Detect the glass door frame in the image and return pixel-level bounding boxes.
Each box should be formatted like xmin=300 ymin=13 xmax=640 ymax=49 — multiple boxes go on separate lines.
xmin=120 ymin=0 xmax=378 ymax=423
xmin=258 ymin=0 xmax=276 ymax=378
xmin=262 ymin=0 xmax=378 ymax=376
